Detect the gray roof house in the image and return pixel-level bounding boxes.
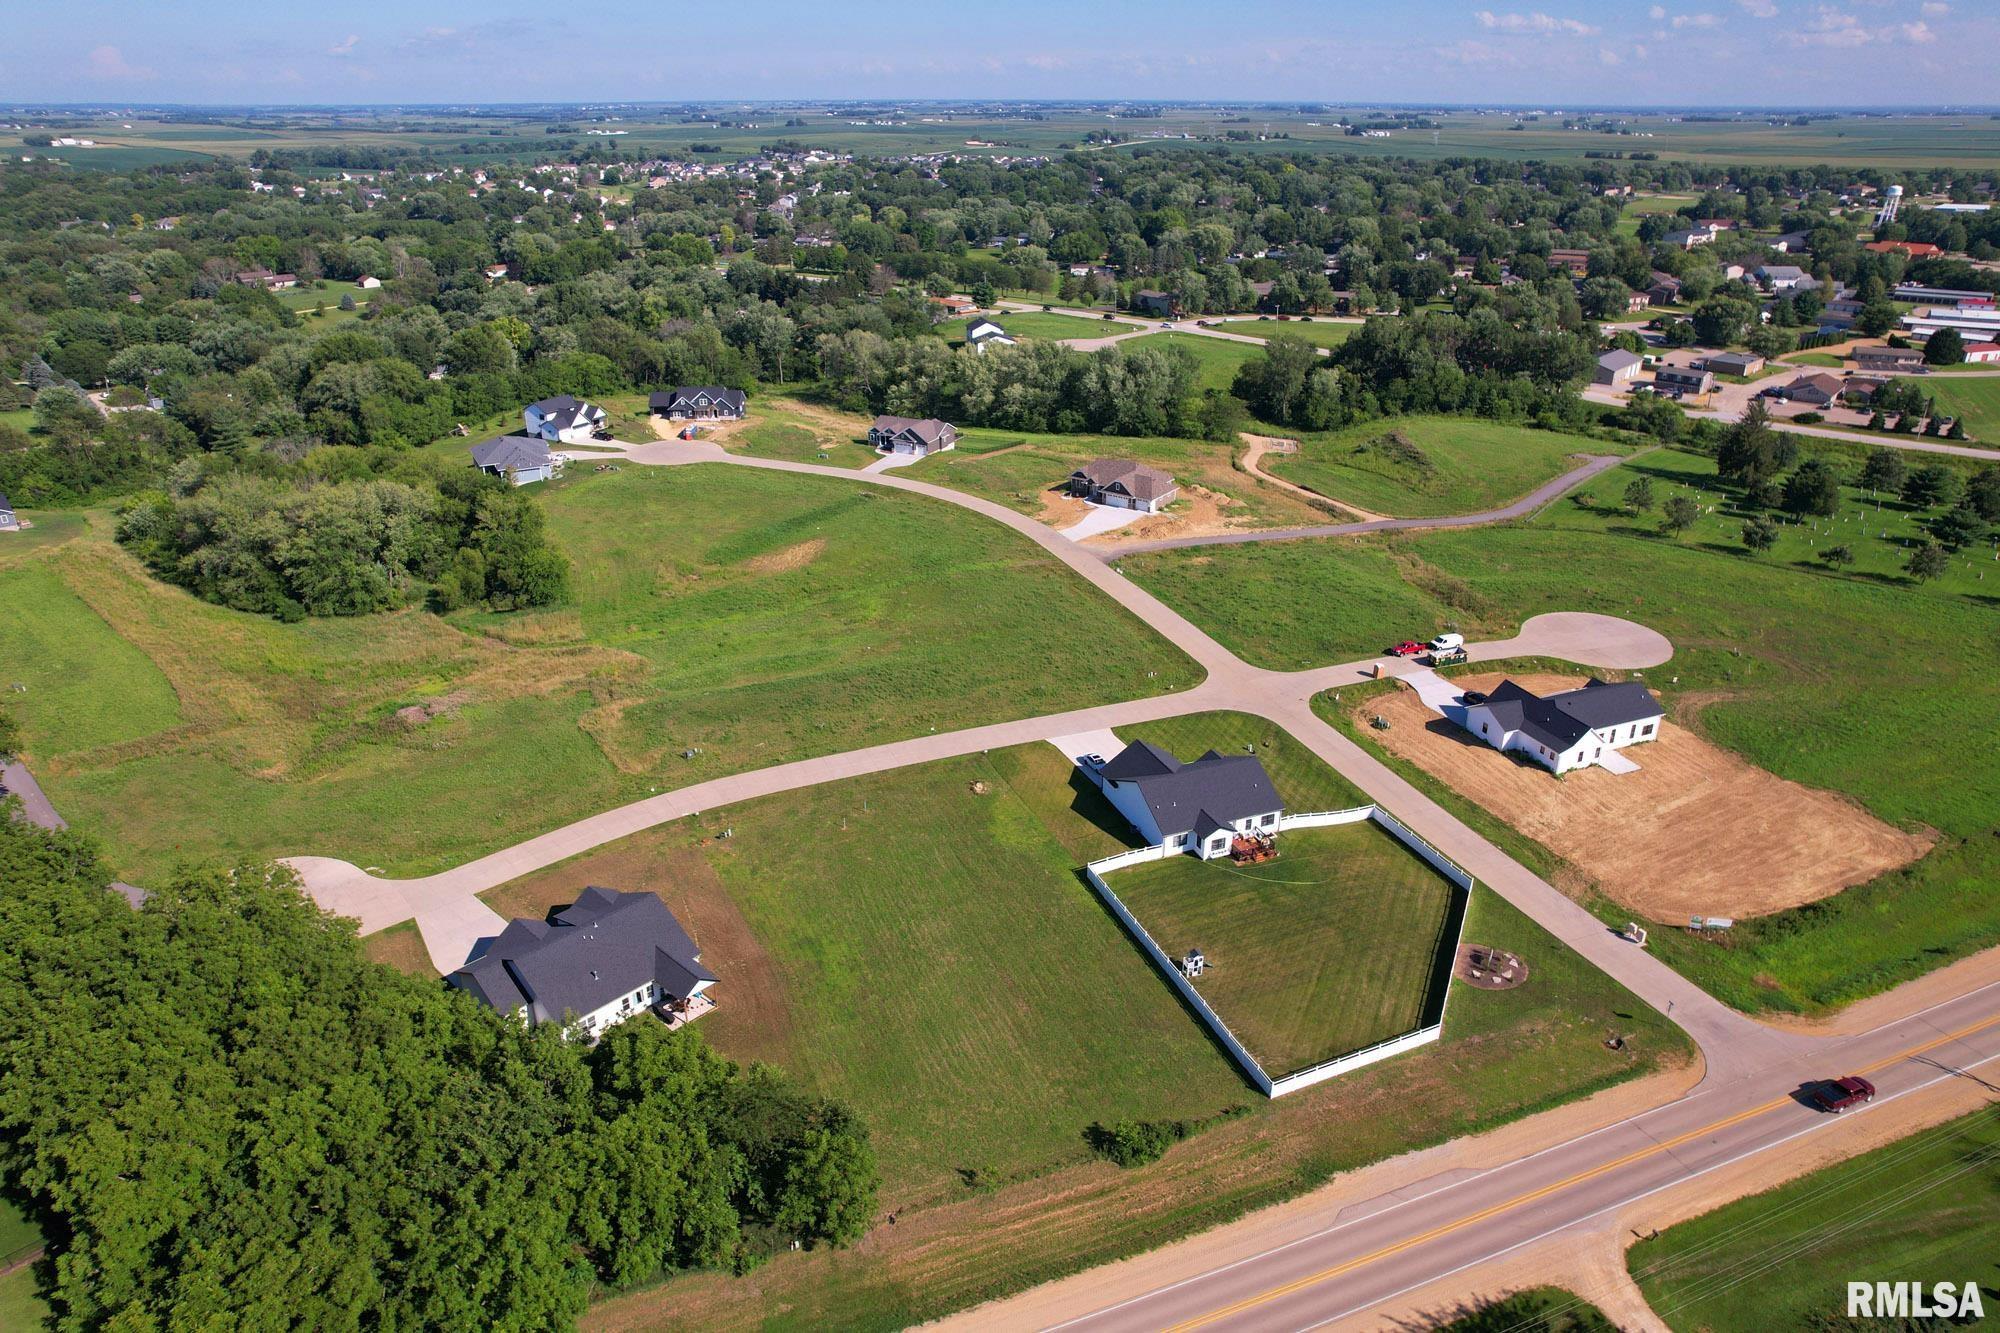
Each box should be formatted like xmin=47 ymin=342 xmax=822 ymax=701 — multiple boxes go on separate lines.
xmin=469 ymin=433 xmax=554 ymax=485
xmin=1460 ymin=679 xmax=1663 ymax=776
xmin=523 ymin=394 xmax=607 ymax=442
xmin=1093 ymin=740 xmax=1284 ymax=859
xmin=1069 ymin=458 xmax=1180 ymax=513
xmin=0 ymin=492 xmax=15 ymax=530
xmin=1704 ymin=352 xmax=1766 ymax=378
xmin=650 ymin=386 xmax=747 ymax=419
xmin=1594 ymin=349 xmax=1644 ymax=387
xmin=1755 ymin=265 xmax=1816 ymax=292
xmin=868 ymin=415 xmax=958 ymax=456
xmin=449 ymin=887 xmax=718 ymax=1040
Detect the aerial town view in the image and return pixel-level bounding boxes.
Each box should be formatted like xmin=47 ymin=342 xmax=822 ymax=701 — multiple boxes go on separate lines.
xmin=2 ymin=1 xmax=1999 ymax=1330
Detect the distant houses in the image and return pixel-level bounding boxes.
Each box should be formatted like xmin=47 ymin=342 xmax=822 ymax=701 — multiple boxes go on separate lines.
xmin=1703 ymin=352 xmax=1766 ymax=378
xmin=232 ymin=267 xmax=298 ymax=290
xmin=1068 ymin=458 xmax=1179 ymax=513
xmin=1459 ymin=679 xmax=1663 ymax=776
xmin=469 ymin=434 xmax=554 ymax=485
xmin=1088 ymin=740 xmax=1283 ymax=861
xmin=650 ymin=386 xmax=747 ymax=420
xmin=1853 ymin=347 xmax=1925 ymax=374
xmin=868 ymin=415 xmax=958 ymax=457
xmin=1133 ymin=290 xmax=1178 ymax=318
xmin=1653 ymin=366 xmax=1715 ymax=397
xmin=0 ymin=492 xmax=16 ymax=531
xmin=448 ymin=887 xmax=718 ymax=1041
xmin=523 ymin=394 xmax=606 ymax=443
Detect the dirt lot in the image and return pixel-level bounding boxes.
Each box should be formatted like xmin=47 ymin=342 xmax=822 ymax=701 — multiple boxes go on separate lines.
xmin=1359 ymin=672 xmax=1934 ymax=922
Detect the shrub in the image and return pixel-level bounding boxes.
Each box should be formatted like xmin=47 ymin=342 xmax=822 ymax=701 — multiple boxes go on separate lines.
xmin=1086 ymin=1118 xmax=1187 ymax=1168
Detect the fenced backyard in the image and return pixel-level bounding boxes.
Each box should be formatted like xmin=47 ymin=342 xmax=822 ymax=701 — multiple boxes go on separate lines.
xmin=1086 ymin=808 xmax=1473 ymax=1097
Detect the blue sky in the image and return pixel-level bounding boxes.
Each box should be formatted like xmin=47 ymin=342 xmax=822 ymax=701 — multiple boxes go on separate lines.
xmin=15 ymin=0 xmax=1995 ymax=106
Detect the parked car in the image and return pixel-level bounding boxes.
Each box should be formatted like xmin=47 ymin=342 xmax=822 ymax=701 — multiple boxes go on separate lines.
xmin=1429 ymin=633 xmax=1466 ymax=653
xmin=1460 ymin=690 xmax=1489 ymax=705
xmin=1161 ymin=321 xmax=1176 ymax=329
xmin=1389 ymin=641 xmax=1427 ymax=658
xmin=1081 ymin=753 xmax=1105 ymax=768
xmin=1101 ymin=312 xmax=1118 ymax=321
xmin=1810 ymin=1076 xmax=1876 ymax=1113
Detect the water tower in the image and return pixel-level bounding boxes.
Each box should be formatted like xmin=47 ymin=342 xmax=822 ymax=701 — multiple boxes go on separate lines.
xmin=1877 ymin=184 xmax=1903 ymax=228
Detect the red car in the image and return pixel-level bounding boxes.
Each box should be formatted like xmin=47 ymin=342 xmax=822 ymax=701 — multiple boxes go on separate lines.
xmin=1388 ymin=641 xmax=1427 ymax=658
xmin=1811 ymin=1076 xmax=1876 ymax=1113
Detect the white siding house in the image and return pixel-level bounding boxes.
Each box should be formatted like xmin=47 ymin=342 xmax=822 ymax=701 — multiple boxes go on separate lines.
xmin=523 ymin=394 xmax=607 ymax=443
xmin=1090 ymin=740 xmax=1284 ymax=859
xmin=1459 ymin=679 xmax=1663 ymax=775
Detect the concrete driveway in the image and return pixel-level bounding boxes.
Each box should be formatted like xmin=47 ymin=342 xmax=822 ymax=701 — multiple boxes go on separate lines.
xmin=1061 ymin=504 xmax=1150 ymax=539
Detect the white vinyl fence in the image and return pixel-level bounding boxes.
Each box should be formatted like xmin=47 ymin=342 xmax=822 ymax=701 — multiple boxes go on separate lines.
xmin=1087 ymin=804 xmax=1473 ymax=1099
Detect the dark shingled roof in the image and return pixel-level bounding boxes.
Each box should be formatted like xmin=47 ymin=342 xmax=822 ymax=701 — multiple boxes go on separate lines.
xmin=527 ymin=394 xmax=605 ymax=432
xmin=1072 ymin=458 xmax=1178 ymax=503
xmin=1477 ymin=679 xmax=1662 ymax=754
xmin=469 ymin=433 xmax=550 ymax=472
xmin=650 ymin=386 xmax=747 ymax=413
xmin=448 ymin=888 xmax=716 ymax=1027
xmin=1101 ymin=740 xmax=1282 ymax=837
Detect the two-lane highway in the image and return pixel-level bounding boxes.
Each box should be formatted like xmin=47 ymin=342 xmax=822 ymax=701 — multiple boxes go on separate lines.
xmin=1030 ymin=985 xmax=2000 ymax=1332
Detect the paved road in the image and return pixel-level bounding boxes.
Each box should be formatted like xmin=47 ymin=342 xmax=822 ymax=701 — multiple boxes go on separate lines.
xmin=4 ymin=760 xmax=147 ymax=905
xmin=973 ymin=979 xmax=2000 ymax=1333
xmin=1107 ymin=454 xmax=1627 ymax=556
xmin=994 ymin=300 xmax=1356 ymax=353
xmin=1582 ymin=383 xmax=2000 ymax=461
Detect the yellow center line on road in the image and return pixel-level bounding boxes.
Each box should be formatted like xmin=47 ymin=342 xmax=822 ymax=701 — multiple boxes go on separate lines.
xmin=1162 ymin=1010 xmax=2000 ymax=1333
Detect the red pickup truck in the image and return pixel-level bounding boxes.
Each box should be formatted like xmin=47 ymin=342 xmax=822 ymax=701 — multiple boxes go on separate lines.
xmin=1388 ymin=641 xmax=1427 ymax=658
xmin=1811 ymin=1076 xmax=1876 ymax=1113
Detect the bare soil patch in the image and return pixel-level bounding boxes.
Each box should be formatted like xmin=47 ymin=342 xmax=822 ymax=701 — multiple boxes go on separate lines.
xmin=1360 ymin=672 xmax=1934 ymax=921
xmin=744 ymin=537 xmax=827 ymax=575
xmin=360 ymin=921 xmax=432 ymax=977
xmin=1087 ymin=484 xmax=1254 ymax=546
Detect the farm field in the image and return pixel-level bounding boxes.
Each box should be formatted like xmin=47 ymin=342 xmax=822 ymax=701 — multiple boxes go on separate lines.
xmin=940 ymin=310 xmax=1137 ymax=341
xmin=1354 ymin=671 xmax=1930 ymax=922
xmin=1119 ymin=331 xmax=1267 ymax=392
xmin=1109 ymin=821 xmax=1459 ymax=1077
xmin=1129 ymin=444 xmax=2000 ymax=1014
xmin=475 ymin=712 xmax=1690 ymax=1330
xmin=1211 ymin=319 xmax=1356 ymax=348
xmin=0 ymin=465 xmax=1195 ymax=882
xmin=901 ymin=422 xmax=1335 ymax=533
xmin=1266 ymin=416 xmax=1624 ymax=518
xmin=1922 ymin=374 xmax=2000 ymax=442
xmin=1629 ymin=1108 xmax=2000 ymax=1331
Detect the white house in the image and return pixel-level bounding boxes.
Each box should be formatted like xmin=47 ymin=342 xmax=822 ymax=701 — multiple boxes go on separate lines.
xmin=469 ymin=433 xmax=554 ymax=485
xmin=1069 ymin=458 xmax=1179 ymax=513
xmin=356 ymin=274 xmax=382 ymax=289
xmin=965 ymin=319 xmax=1017 ymax=352
xmin=1594 ymin=349 xmax=1643 ymax=387
xmin=448 ymin=887 xmax=717 ymax=1041
xmin=1090 ymin=740 xmax=1284 ymax=860
xmin=523 ymin=394 xmax=607 ymax=443
xmin=1458 ymin=679 xmax=1663 ymax=776
xmin=868 ymin=415 xmax=958 ymax=456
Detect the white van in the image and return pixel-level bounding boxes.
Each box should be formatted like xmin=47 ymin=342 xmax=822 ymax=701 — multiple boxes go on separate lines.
xmin=1429 ymin=632 xmax=1465 ymax=652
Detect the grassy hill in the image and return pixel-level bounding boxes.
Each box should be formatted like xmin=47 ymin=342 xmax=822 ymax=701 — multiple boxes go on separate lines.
xmin=1268 ymin=416 xmax=1622 ymax=518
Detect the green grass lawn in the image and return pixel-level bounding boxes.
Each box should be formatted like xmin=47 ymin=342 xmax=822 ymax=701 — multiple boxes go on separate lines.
xmin=1922 ymin=374 xmax=2000 ymax=441
xmin=274 ymin=279 xmax=371 ymax=314
xmin=1120 ymin=331 xmax=1268 ymax=392
xmin=939 ymin=310 xmax=1138 ymax=341
xmin=1630 ymin=1108 xmax=2000 ymax=1331
xmin=0 ymin=408 xmax=36 ymax=434
xmin=487 ymin=711 xmax=1690 ymax=1329
xmin=1110 ymin=821 xmax=1458 ymax=1076
xmin=7 ymin=466 xmax=1195 ymax=881
xmin=1211 ymin=319 xmax=1356 ymax=349
xmin=1787 ymin=351 xmax=1848 ymax=368
xmin=726 ymin=417 xmax=875 ymax=468
xmin=1267 ymin=416 xmax=1624 ymax=518
xmin=902 ymin=424 xmax=1334 ymax=528
xmin=0 ymin=1269 xmax=49 ymax=1331
xmin=1129 ymin=444 xmax=2000 ymax=1013
xmin=1437 ymin=1289 xmax=1616 ymax=1331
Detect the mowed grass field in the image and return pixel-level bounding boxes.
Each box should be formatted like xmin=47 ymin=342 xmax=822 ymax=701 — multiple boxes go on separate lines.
xmin=1128 ymin=443 xmax=2000 ymax=1013
xmin=1267 ymin=416 xmax=1623 ymax=518
xmin=0 ymin=464 xmax=1194 ymax=880
xmin=1922 ymin=374 xmax=2000 ymax=442
xmin=1110 ymin=821 xmax=1458 ymax=1076
xmin=938 ymin=310 xmax=1138 ymax=341
xmin=1629 ymin=1109 xmax=2000 ymax=1331
xmin=480 ymin=711 xmax=1690 ymax=1329
xmin=1212 ymin=319 xmax=1357 ymax=348
xmin=1120 ymin=331 xmax=1268 ymax=392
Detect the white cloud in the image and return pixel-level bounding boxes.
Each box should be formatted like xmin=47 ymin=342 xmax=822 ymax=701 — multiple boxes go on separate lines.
xmin=1648 ymin=4 xmax=1666 ymax=17
xmin=1798 ymin=4 xmax=1941 ymax=46
xmin=85 ymin=44 xmax=154 ymax=81
xmin=327 ymin=34 xmax=359 ymax=57
xmin=1921 ymin=1 xmax=1949 ymax=15
xmin=1473 ymin=10 xmax=1600 ymax=36
xmin=1673 ymin=12 xmax=1723 ymax=28
xmin=1737 ymin=0 xmax=1779 ymax=16
xmin=1599 ymin=46 xmax=1624 ymax=64
xmin=1901 ymin=19 xmax=1937 ymax=41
